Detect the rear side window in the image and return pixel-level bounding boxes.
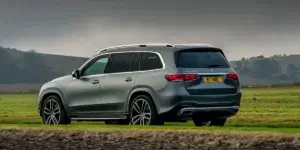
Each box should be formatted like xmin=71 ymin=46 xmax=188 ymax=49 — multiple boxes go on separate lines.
xmin=131 ymin=52 xmax=141 ymax=71
xmin=175 ymin=48 xmax=230 ymax=68
xmin=105 ymin=52 xmax=136 ymax=73
xmin=139 ymin=52 xmax=163 ymax=71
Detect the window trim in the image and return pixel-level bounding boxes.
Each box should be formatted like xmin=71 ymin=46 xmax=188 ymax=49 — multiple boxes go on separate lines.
xmin=78 ymin=51 xmax=165 ymax=77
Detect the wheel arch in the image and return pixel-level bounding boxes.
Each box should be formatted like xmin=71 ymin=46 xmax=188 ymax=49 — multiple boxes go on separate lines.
xmin=126 ymin=86 xmax=159 ymax=113
xmin=38 ymin=88 xmax=69 ymax=116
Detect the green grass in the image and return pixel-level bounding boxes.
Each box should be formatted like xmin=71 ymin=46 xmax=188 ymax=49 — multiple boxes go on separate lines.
xmin=1 ymin=87 xmax=300 ymax=133
xmin=1 ymin=124 xmax=300 ymax=134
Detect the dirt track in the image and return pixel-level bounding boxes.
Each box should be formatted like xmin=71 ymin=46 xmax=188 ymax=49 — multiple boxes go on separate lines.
xmin=0 ymin=129 xmax=300 ymax=150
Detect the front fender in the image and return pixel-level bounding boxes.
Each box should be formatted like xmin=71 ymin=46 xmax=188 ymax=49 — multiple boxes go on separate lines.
xmin=38 ymin=88 xmax=69 ymax=114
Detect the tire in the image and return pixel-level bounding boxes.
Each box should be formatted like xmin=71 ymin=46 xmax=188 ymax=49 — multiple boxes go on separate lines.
xmin=192 ymin=114 xmax=210 ymax=127
xmin=129 ymin=95 xmax=163 ymax=126
xmin=209 ymin=118 xmax=227 ymax=127
xmin=193 ymin=118 xmax=210 ymax=127
xmin=41 ymin=95 xmax=71 ymax=125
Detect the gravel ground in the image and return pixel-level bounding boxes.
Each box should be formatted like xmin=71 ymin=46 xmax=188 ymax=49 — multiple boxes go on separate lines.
xmin=0 ymin=129 xmax=300 ymax=150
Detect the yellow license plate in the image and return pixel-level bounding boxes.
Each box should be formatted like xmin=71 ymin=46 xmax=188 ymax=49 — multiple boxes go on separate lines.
xmin=203 ymin=76 xmax=222 ymax=83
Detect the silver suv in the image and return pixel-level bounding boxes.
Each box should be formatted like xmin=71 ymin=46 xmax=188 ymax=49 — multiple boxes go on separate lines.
xmin=38 ymin=43 xmax=241 ymax=126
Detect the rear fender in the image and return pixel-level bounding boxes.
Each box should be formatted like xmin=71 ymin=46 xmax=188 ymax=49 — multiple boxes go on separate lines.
xmin=126 ymin=86 xmax=160 ymax=113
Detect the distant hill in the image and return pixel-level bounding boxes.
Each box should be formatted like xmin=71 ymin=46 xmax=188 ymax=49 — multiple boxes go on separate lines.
xmin=0 ymin=46 xmax=300 ymax=91
xmin=0 ymin=46 xmax=87 ymax=84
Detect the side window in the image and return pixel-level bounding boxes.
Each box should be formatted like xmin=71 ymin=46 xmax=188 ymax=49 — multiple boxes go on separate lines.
xmin=131 ymin=52 xmax=141 ymax=71
xmin=105 ymin=52 xmax=136 ymax=73
xmin=139 ymin=52 xmax=163 ymax=71
xmin=81 ymin=55 xmax=109 ymax=76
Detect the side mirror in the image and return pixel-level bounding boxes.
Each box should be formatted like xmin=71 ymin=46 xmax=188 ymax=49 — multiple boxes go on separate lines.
xmin=72 ymin=69 xmax=80 ymax=79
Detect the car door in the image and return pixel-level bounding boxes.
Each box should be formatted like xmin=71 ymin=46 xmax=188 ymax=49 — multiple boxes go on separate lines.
xmin=67 ymin=54 xmax=110 ymax=114
xmin=99 ymin=52 xmax=138 ymax=113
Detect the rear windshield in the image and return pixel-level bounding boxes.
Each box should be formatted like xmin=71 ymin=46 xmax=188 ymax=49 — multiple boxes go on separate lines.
xmin=175 ymin=49 xmax=230 ymax=68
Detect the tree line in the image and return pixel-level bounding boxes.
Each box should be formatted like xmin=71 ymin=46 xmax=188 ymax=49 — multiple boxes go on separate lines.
xmin=233 ymin=55 xmax=300 ymax=83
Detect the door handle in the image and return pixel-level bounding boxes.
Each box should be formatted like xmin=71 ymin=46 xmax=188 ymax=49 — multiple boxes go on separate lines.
xmin=125 ymin=77 xmax=132 ymax=82
xmin=92 ymin=80 xmax=99 ymax=84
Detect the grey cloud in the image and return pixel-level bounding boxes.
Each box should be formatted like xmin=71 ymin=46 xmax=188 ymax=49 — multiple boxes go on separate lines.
xmin=0 ymin=0 xmax=300 ymax=60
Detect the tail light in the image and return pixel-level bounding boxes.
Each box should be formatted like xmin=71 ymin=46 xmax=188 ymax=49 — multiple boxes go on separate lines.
xmin=226 ymin=73 xmax=239 ymax=80
xmin=165 ymin=74 xmax=199 ymax=81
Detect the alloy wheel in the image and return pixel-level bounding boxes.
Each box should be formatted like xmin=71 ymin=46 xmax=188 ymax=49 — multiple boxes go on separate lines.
xmin=43 ymin=99 xmax=61 ymax=125
xmin=130 ymin=99 xmax=152 ymax=126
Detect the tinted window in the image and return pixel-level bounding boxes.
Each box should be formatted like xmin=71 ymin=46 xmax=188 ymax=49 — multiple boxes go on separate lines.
xmin=176 ymin=49 xmax=229 ymax=68
xmin=105 ymin=52 xmax=136 ymax=73
xmin=82 ymin=55 xmax=109 ymax=76
xmin=140 ymin=52 xmax=163 ymax=71
xmin=131 ymin=52 xmax=141 ymax=71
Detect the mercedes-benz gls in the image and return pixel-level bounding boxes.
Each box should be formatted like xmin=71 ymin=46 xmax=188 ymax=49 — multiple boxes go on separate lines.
xmin=38 ymin=43 xmax=241 ymax=126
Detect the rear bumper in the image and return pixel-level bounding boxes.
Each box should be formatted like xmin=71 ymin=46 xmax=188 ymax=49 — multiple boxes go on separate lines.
xmin=156 ymin=92 xmax=241 ymax=121
xmin=176 ymin=106 xmax=239 ymax=120
xmin=177 ymin=106 xmax=239 ymax=116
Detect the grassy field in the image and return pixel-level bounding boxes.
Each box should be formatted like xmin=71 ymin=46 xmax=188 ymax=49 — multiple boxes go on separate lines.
xmin=1 ymin=87 xmax=300 ymax=133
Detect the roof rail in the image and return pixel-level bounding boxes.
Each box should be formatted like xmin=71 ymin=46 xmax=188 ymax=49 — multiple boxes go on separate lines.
xmin=96 ymin=49 xmax=107 ymax=54
xmin=97 ymin=43 xmax=174 ymax=54
xmin=177 ymin=43 xmax=213 ymax=47
xmin=137 ymin=43 xmax=174 ymax=48
xmin=97 ymin=44 xmax=141 ymax=54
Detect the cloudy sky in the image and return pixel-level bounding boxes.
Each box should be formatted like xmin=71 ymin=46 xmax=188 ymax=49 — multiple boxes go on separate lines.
xmin=0 ymin=0 xmax=299 ymax=60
